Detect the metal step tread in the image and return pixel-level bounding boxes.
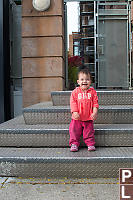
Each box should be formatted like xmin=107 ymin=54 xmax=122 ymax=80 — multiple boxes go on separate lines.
xmin=23 ymin=101 xmax=53 ymax=109
xmin=51 ymin=90 xmax=133 ymax=95
xmin=1 ymin=116 xmax=133 ymax=131
xmin=0 ymin=147 xmax=133 ymax=161
xmin=23 ymin=103 xmax=133 ymax=125
xmin=0 ymin=116 xmax=132 ymax=147
xmin=51 ymin=90 xmax=133 ymax=106
xmin=0 ymin=147 xmax=132 ymax=178
xmin=23 ymin=103 xmax=133 ymax=112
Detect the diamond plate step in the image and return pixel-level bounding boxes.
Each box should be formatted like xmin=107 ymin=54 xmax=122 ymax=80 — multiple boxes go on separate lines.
xmin=0 ymin=116 xmax=133 ymax=147
xmin=23 ymin=102 xmax=133 ymax=124
xmin=51 ymin=90 xmax=133 ymax=106
xmin=0 ymin=147 xmax=132 ymax=178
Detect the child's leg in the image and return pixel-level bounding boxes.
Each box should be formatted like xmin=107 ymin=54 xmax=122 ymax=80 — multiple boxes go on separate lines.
xmin=69 ymin=119 xmax=82 ymax=147
xmin=82 ymin=120 xmax=95 ymax=146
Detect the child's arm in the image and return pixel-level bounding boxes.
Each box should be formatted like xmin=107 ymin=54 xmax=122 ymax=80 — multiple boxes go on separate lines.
xmin=70 ymin=91 xmax=80 ymax=120
xmin=91 ymin=90 xmax=99 ymax=120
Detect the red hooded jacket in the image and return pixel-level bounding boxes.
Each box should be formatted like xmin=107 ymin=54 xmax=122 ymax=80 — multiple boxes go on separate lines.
xmin=70 ymin=87 xmax=99 ymax=121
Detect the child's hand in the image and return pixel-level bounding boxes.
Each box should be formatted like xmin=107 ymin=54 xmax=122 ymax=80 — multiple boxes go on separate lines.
xmin=72 ymin=112 xmax=80 ymax=120
xmin=91 ymin=107 xmax=98 ymax=120
xmin=91 ymin=113 xmax=98 ymax=121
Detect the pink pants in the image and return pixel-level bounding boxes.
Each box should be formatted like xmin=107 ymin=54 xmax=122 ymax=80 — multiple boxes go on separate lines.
xmin=69 ymin=119 xmax=95 ymax=147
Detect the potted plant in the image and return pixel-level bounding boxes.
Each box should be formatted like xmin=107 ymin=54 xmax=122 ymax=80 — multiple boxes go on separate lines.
xmin=68 ymin=55 xmax=82 ymax=90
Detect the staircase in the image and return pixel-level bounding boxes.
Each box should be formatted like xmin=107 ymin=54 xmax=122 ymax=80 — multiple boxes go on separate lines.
xmin=0 ymin=90 xmax=133 ymax=178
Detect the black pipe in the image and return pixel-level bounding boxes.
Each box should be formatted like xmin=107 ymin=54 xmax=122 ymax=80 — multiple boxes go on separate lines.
xmin=0 ymin=0 xmax=5 ymax=123
xmin=3 ymin=0 xmax=11 ymax=121
xmin=0 ymin=0 xmax=11 ymax=123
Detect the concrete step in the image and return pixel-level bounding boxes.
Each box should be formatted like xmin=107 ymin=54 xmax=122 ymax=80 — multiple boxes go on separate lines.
xmin=0 ymin=116 xmax=133 ymax=147
xmin=0 ymin=147 xmax=132 ymax=178
xmin=51 ymin=90 xmax=133 ymax=106
xmin=23 ymin=102 xmax=133 ymax=125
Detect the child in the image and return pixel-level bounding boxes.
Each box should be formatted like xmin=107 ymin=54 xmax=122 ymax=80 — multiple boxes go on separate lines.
xmin=69 ymin=68 xmax=99 ymax=152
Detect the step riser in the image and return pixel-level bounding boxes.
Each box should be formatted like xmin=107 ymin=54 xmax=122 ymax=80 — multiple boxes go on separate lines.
xmin=0 ymin=159 xmax=131 ymax=178
xmin=0 ymin=130 xmax=133 ymax=147
xmin=51 ymin=91 xmax=133 ymax=106
xmin=23 ymin=110 xmax=133 ymax=124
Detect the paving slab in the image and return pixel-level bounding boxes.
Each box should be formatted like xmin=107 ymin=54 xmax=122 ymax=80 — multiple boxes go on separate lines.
xmin=0 ymin=177 xmax=8 ymax=188
xmin=0 ymin=177 xmax=119 ymax=200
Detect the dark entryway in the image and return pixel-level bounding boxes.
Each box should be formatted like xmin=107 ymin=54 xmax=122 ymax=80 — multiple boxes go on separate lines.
xmin=0 ymin=0 xmax=10 ymax=123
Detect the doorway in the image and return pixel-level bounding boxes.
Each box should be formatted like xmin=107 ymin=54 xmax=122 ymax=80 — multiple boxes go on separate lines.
xmin=9 ymin=0 xmax=22 ymax=118
xmin=64 ymin=0 xmax=132 ymax=89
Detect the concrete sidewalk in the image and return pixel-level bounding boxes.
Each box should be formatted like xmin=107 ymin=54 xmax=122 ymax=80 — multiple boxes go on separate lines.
xmin=0 ymin=177 xmax=119 ymax=200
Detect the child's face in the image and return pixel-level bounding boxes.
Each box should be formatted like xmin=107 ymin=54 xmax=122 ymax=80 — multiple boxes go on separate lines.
xmin=77 ymin=72 xmax=91 ymax=90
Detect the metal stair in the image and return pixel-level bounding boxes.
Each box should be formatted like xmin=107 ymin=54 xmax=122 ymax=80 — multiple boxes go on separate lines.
xmin=0 ymin=90 xmax=133 ymax=178
xmin=23 ymin=103 xmax=133 ymax=124
xmin=0 ymin=147 xmax=132 ymax=178
xmin=0 ymin=116 xmax=133 ymax=147
xmin=51 ymin=90 xmax=133 ymax=106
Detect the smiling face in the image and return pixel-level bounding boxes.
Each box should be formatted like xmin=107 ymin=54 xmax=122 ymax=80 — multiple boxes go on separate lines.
xmin=77 ymin=72 xmax=91 ymax=91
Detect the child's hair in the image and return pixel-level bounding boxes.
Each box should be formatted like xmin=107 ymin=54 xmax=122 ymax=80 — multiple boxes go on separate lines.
xmin=78 ymin=66 xmax=91 ymax=79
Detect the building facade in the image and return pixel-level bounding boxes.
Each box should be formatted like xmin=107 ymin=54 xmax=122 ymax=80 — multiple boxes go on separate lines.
xmin=0 ymin=0 xmax=133 ymax=123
